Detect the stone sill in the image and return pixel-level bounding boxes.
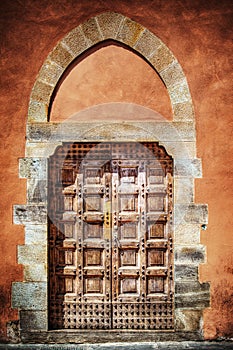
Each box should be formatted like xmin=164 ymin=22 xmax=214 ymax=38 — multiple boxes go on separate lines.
xmin=20 ymin=330 xmax=203 ymax=343
xmin=2 ymin=341 xmax=233 ymax=349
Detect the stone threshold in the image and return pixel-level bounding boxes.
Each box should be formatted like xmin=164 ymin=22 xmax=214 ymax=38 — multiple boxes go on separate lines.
xmin=19 ymin=330 xmax=204 ymax=344
xmin=1 ymin=340 xmax=233 ymax=349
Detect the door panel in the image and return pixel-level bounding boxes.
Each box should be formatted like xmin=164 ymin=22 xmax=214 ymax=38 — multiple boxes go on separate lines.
xmin=49 ymin=142 xmax=173 ymax=330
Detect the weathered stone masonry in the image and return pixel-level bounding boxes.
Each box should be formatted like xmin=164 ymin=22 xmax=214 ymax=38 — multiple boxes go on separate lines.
xmin=12 ymin=12 xmax=209 ymax=342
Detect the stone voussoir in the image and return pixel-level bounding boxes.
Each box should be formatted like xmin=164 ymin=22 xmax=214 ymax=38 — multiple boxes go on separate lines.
xmin=28 ymin=100 xmax=47 ymax=123
xmin=116 ymin=17 xmax=145 ymax=47
xmin=62 ymin=25 xmax=89 ymax=57
xmin=134 ymin=29 xmax=162 ymax=58
xmin=96 ymin=12 xmax=125 ymax=40
xmin=80 ymin=17 xmax=102 ymax=46
xmin=48 ymin=41 xmax=74 ymax=69
xmin=37 ymin=58 xmax=64 ymax=87
xmin=173 ymin=101 xmax=195 ymax=122
xmin=160 ymin=60 xmax=186 ymax=88
xmin=149 ymin=42 xmax=175 ymax=72
xmin=168 ymin=78 xmax=192 ymax=105
xmin=30 ymin=79 xmax=54 ymax=105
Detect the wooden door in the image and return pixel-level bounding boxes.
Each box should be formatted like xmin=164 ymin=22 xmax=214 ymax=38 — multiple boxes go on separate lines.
xmin=48 ymin=142 xmax=173 ymax=330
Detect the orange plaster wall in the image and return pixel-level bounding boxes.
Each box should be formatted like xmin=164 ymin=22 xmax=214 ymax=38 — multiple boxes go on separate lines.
xmin=50 ymin=45 xmax=172 ymax=121
xmin=0 ymin=0 xmax=232 ymax=342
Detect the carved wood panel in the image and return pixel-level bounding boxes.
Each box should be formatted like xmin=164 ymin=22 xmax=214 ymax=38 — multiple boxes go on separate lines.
xmin=48 ymin=142 xmax=173 ymax=330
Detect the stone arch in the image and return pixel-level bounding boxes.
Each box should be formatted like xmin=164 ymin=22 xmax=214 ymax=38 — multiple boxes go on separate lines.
xmin=12 ymin=12 xmax=209 ymax=342
xmin=28 ymin=12 xmax=194 ymax=123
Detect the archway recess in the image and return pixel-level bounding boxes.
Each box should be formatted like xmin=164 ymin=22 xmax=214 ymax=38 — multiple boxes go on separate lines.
xmin=12 ymin=12 xmax=209 ymax=343
xmin=28 ymin=12 xmax=194 ymax=123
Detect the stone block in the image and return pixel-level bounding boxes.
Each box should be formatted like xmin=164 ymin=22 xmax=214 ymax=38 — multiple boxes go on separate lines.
xmin=134 ymin=29 xmax=162 ymax=58
xmin=174 ymin=204 xmax=208 ymax=225
xmin=174 ymin=158 xmax=202 ymax=178
xmin=163 ymin=141 xmax=196 ymax=158
xmin=18 ymin=244 xmax=47 ymax=265
xmin=26 ymin=121 xmax=196 ymax=143
xmin=19 ymin=158 xmax=47 ymax=179
xmin=149 ymin=43 xmax=175 ymax=72
xmin=26 ymin=123 xmax=54 ymax=142
xmin=28 ymin=100 xmax=47 ymax=123
xmin=173 ymin=102 xmax=195 ymax=122
xmin=175 ymin=265 xmax=198 ymax=281
xmin=24 ymin=263 xmax=47 ymax=282
xmin=25 ymin=142 xmax=62 ymax=157
xmin=175 ymin=291 xmax=210 ymax=308
xmin=12 ymin=282 xmax=47 ymax=310
xmin=25 ymin=224 xmax=47 ymax=244
xmin=174 ymin=245 xmax=205 ymax=264
xmin=171 ymin=122 xmax=196 ymax=142
xmin=38 ymin=59 xmax=63 ymax=86
xmin=48 ymin=42 xmax=74 ymax=69
xmin=133 ymin=121 xmax=196 ymax=142
xmin=175 ymin=281 xmax=210 ymax=294
xmin=168 ymin=79 xmax=191 ymax=105
xmin=174 ymin=178 xmax=194 ymax=203
xmin=80 ymin=17 xmax=102 ymax=45
xmin=160 ymin=61 xmax=185 ymax=88
xmin=96 ymin=12 xmax=124 ymax=39
xmin=13 ymin=205 xmax=47 ymax=225
xmin=175 ymin=309 xmax=202 ymax=331
xmin=27 ymin=179 xmax=47 ymax=204
xmin=174 ymin=224 xmax=200 ymax=245
xmin=20 ymin=310 xmax=47 ymax=331
xmin=30 ymin=80 xmax=54 ymax=104
xmin=6 ymin=320 xmax=20 ymax=344
xmin=79 ymin=122 xmax=153 ymax=142
xmin=116 ymin=18 xmax=145 ymax=47
xmin=62 ymin=26 xmax=88 ymax=56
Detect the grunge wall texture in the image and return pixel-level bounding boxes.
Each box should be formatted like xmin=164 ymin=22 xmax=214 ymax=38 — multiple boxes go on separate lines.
xmin=0 ymin=0 xmax=232 ymax=342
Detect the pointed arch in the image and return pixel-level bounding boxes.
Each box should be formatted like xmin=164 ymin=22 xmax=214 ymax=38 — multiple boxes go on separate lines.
xmin=28 ymin=12 xmax=194 ymax=123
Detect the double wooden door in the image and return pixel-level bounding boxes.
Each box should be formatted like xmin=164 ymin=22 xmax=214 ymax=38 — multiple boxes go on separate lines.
xmin=49 ymin=142 xmax=173 ymax=330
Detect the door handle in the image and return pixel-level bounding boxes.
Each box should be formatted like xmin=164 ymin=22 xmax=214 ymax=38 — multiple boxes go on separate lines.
xmin=114 ymin=236 xmax=120 ymax=248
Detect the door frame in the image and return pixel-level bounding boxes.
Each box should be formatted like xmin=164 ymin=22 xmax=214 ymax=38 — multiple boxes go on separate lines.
xmin=12 ymin=12 xmax=209 ymax=342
